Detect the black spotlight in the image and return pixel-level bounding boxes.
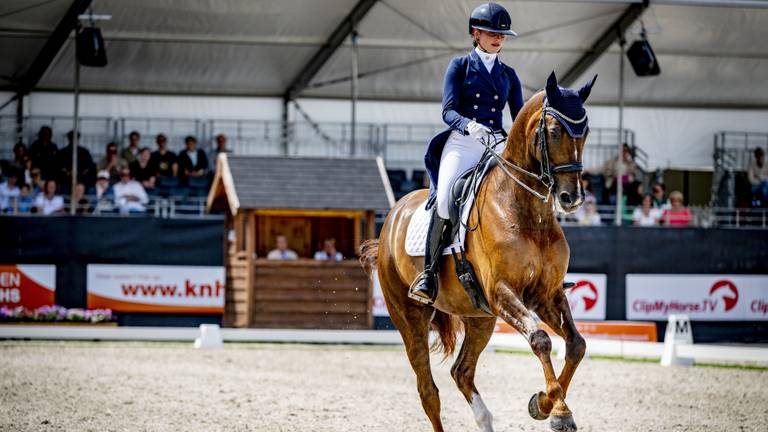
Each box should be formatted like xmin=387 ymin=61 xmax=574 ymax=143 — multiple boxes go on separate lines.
xmin=626 ymin=33 xmax=660 ymax=77
xmin=76 ymin=25 xmax=108 ymax=67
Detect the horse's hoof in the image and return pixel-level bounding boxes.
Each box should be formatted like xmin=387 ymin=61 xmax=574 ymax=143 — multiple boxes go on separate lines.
xmin=527 ymin=392 xmax=549 ymax=421
xmin=550 ymin=414 xmax=577 ymax=432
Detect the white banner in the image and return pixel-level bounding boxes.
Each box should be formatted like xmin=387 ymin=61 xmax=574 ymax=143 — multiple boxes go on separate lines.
xmin=626 ymin=274 xmax=768 ymax=321
xmin=564 ymin=273 xmax=607 ymax=320
xmin=370 ymin=271 xmax=607 ymax=320
xmin=87 ymin=264 xmax=225 ymax=314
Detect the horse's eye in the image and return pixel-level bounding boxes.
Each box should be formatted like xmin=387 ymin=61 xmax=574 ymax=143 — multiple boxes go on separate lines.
xmin=548 ymin=127 xmax=561 ymax=140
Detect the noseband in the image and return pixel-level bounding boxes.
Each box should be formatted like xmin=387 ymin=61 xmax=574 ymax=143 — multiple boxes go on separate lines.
xmin=481 ymin=101 xmax=586 ymax=202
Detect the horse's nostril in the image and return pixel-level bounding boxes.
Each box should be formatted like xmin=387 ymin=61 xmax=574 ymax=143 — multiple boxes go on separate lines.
xmin=559 ymin=191 xmax=572 ymax=205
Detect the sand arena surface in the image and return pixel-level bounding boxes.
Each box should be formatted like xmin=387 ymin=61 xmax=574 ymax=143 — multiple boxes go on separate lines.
xmin=1 ymin=341 xmax=766 ymax=432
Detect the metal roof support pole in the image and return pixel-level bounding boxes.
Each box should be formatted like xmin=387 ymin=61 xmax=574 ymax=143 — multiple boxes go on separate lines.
xmin=560 ymin=1 xmax=648 ymax=88
xmin=281 ymin=95 xmax=290 ymax=155
xmin=614 ymin=35 xmax=626 ymax=227
xmin=15 ymin=93 xmax=24 ymax=145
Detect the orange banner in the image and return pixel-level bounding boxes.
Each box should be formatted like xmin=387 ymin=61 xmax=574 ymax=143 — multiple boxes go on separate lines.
xmin=0 ymin=265 xmax=56 ymax=309
xmin=494 ymin=319 xmax=657 ymax=342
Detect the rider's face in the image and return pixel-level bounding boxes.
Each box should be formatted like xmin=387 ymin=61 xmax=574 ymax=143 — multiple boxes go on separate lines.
xmin=473 ymin=29 xmax=505 ymax=53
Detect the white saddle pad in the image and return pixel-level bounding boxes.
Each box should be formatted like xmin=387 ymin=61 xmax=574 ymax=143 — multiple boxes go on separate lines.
xmin=404 ymin=196 xmax=476 ymax=257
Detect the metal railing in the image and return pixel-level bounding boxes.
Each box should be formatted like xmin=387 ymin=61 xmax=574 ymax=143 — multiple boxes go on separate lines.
xmin=1 ymin=194 xmax=216 ymax=219
xmin=555 ymin=204 xmax=768 ymax=229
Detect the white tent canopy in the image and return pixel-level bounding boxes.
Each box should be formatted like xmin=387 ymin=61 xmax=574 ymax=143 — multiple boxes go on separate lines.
xmin=2 ymin=0 xmax=768 ymax=107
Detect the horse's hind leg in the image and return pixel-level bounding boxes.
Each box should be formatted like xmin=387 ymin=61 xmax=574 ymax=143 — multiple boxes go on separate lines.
xmin=533 ymin=291 xmax=586 ymax=418
xmin=387 ymin=293 xmax=445 ymax=432
xmin=495 ymin=281 xmax=577 ymax=432
xmin=451 ymin=316 xmax=496 ymax=432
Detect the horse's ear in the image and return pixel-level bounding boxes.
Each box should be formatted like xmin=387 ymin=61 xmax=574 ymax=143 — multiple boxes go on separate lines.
xmin=545 ymin=71 xmax=559 ymax=101
xmin=578 ymin=74 xmax=598 ymax=103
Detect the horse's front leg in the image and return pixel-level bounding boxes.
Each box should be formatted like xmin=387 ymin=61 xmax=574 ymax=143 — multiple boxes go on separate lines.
xmin=494 ymin=281 xmax=577 ymax=432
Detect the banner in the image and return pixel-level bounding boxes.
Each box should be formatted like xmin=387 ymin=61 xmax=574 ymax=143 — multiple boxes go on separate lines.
xmin=87 ymin=264 xmax=225 ymax=314
xmin=626 ymin=274 xmax=768 ymax=321
xmin=0 ymin=265 xmax=56 ymax=309
xmin=370 ymin=271 xmax=606 ymax=320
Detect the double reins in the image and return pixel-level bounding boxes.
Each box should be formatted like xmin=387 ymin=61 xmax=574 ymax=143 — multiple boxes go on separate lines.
xmin=479 ymin=101 xmax=586 ymax=202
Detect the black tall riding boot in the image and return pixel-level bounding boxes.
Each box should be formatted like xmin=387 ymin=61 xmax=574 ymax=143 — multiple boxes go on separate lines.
xmin=408 ymin=209 xmax=448 ymax=305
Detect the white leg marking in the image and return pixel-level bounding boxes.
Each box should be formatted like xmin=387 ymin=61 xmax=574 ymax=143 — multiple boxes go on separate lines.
xmin=471 ymin=392 xmax=494 ymax=432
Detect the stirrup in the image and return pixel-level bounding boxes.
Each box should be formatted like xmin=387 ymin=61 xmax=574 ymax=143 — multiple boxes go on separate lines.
xmin=408 ymin=272 xmax=437 ymax=305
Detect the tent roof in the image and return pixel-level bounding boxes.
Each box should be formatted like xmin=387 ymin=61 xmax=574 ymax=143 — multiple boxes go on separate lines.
xmin=208 ymin=154 xmax=393 ymax=213
xmin=2 ymin=0 xmax=768 ymax=108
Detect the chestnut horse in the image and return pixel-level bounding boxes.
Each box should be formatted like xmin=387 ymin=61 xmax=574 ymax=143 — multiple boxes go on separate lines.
xmin=361 ymin=73 xmax=596 ymax=432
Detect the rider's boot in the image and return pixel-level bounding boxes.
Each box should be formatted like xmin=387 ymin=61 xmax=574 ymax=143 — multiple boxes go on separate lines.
xmin=408 ymin=209 xmax=448 ymax=305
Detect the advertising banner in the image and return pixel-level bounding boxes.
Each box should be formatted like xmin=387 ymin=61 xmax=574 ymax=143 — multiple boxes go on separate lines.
xmin=626 ymin=274 xmax=768 ymax=321
xmin=87 ymin=264 xmax=225 ymax=314
xmin=0 ymin=265 xmax=56 ymax=309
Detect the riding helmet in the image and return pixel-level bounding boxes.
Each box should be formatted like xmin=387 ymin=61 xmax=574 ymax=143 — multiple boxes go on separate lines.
xmin=468 ymin=3 xmax=517 ymax=37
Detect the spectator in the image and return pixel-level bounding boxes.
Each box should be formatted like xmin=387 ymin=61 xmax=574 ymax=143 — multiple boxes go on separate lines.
xmin=14 ymin=184 xmax=34 ymax=214
xmin=602 ymin=143 xmax=638 ymax=203
xmin=572 ymin=173 xmax=596 ymax=223
xmin=577 ymin=201 xmax=602 ymax=226
xmin=651 ymin=182 xmax=670 ymax=210
xmin=208 ymin=133 xmax=230 ymax=174
xmin=10 ymin=142 xmax=27 ymax=172
xmin=97 ymin=142 xmax=128 ymax=184
xmin=34 ymin=179 xmax=65 ymax=215
xmin=28 ymin=126 xmax=58 ymax=180
xmin=29 ymin=167 xmax=45 ymax=195
xmin=267 ymin=235 xmax=299 ymax=260
xmin=21 ymin=155 xmax=34 ymax=187
xmin=178 ymin=136 xmax=208 ymax=180
xmin=149 ymin=134 xmax=178 ymax=178
xmin=113 ymin=167 xmax=149 ymax=214
xmin=92 ymin=170 xmax=114 ymax=213
xmin=71 ymin=182 xmax=92 ymax=214
xmin=57 ymin=130 xmax=96 ymax=190
xmin=626 ymin=180 xmax=644 ymax=207
xmin=130 ymin=147 xmax=157 ymax=191
xmin=314 ymin=238 xmax=343 ymax=262
xmin=661 ymin=190 xmax=692 ymax=227
xmin=121 ymin=131 xmax=142 ymax=164
xmin=748 ymin=147 xmax=768 ymax=205
xmin=632 ymin=194 xmax=661 ymax=227
xmin=0 ymin=170 xmax=20 ymax=212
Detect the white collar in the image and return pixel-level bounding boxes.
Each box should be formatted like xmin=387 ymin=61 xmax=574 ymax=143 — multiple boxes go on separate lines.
xmin=474 ymin=46 xmax=497 ymax=67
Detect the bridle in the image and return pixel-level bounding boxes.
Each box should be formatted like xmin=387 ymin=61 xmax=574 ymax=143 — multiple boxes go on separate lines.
xmin=480 ymin=101 xmax=586 ymax=202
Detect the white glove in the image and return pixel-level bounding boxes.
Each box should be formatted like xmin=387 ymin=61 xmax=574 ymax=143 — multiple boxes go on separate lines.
xmin=466 ymin=121 xmax=492 ymax=143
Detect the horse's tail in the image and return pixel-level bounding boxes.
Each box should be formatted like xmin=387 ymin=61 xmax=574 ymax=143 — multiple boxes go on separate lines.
xmin=431 ymin=310 xmax=461 ymax=359
xmin=359 ymin=239 xmax=379 ymax=275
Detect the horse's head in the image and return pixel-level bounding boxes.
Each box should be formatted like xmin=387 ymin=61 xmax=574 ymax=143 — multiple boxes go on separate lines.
xmin=511 ymin=71 xmax=597 ymax=213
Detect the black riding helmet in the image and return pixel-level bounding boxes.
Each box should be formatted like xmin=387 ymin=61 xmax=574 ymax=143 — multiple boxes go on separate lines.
xmin=468 ymin=3 xmax=517 ymax=37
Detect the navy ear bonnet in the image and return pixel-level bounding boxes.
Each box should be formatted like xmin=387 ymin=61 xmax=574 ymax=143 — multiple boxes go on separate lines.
xmin=543 ymin=71 xmax=597 ymax=138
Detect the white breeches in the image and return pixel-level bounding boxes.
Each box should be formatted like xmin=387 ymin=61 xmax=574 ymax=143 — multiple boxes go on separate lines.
xmin=436 ymin=130 xmax=505 ymax=219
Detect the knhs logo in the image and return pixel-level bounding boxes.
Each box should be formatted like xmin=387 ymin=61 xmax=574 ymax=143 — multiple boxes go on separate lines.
xmin=708 ymin=279 xmax=738 ymax=312
xmin=568 ymin=280 xmax=598 ymax=312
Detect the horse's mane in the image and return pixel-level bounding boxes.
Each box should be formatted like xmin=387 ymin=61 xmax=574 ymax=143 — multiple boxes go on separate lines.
xmin=505 ymin=91 xmax=545 ymax=163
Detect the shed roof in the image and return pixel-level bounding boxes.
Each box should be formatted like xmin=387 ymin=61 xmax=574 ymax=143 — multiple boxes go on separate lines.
xmin=208 ymin=154 xmax=394 ymax=214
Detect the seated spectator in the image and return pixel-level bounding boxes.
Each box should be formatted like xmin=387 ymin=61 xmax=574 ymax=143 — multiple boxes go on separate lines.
xmin=57 ymin=130 xmax=96 ymax=190
xmin=577 ymin=201 xmax=602 ymax=226
xmin=0 ymin=170 xmax=20 ymax=213
xmin=71 ymin=182 xmax=92 ymax=214
xmin=15 ymin=184 xmax=34 ymax=214
xmin=113 ymin=168 xmax=149 ymax=214
xmin=28 ymin=126 xmax=58 ymax=180
xmin=748 ymin=147 xmax=768 ymax=206
xmin=661 ymin=190 xmax=692 ymax=227
xmin=149 ymin=134 xmax=178 ymax=178
xmin=34 ymin=179 xmax=65 ymax=215
xmin=267 ymin=235 xmax=299 ymax=260
xmin=10 ymin=142 xmax=27 ymax=173
xmin=97 ymin=142 xmax=128 ymax=184
xmin=209 ymin=133 xmax=230 ymax=174
xmin=178 ymin=136 xmax=209 ymax=181
xmin=651 ymin=182 xmax=670 ymax=210
xmin=572 ymin=173 xmax=596 ymax=223
xmin=121 ymin=131 xmax=142 ymax=164
xmin=92 ymin=170 xmax=114 ymax=213
xmin=129 ymin=147 xmax=157 ymax=190
xmin=602 ymin=143 xmax=637 ymax=204
xmin=626 ymin=180 xmax=644 ymax=207
xmin=29 ymin=167 xmax=44 ymax=195
xmin=314 ymin=238 xmax=343 ymax=262
xmin=632 ymin=194 xmax=661 ymax=226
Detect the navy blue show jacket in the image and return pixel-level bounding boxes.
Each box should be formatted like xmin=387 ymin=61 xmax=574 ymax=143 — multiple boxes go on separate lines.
xmin=424 ymin=49 xmax=524 ymax=206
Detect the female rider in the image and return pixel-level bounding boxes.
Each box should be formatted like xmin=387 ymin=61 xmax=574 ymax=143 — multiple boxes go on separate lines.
xmin=410 ymin=3 xmax=524 ymax=304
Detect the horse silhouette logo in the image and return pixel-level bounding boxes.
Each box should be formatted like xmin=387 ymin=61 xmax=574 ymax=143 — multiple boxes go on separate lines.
xmin=709 ymin=279 xmax=739 ymax=312
xmin=567 ymin=280 xmax=598 ymax=312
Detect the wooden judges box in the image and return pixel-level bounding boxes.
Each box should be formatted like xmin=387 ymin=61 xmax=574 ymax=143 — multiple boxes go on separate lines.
xmin=208 ymin=154 xmax=393 ymax=328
